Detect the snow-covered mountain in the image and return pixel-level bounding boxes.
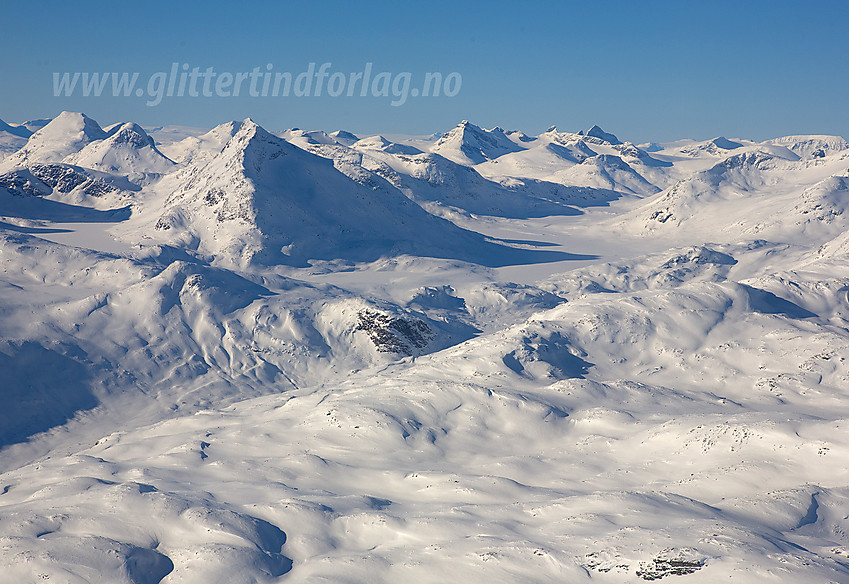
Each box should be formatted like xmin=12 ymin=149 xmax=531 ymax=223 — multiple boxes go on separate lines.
xmin=63 ymin=122 xmax=174 ymax=180
xmin=430 ymin=120 xmax=525 ymax=165
xmin=580 ymin=123 xmax=622 ymax=144
xmin=3 ymin=112 xmax=849 ymax=583
xmin=622 ymin=145 xmax=849 ymax=242
xmin=1 ymin=111 xmax=107 ymax=169
xmin=328 ymin=129 xmax=360 ymax=146
xmin=351 ymin=134 xmax=423 ymax=155
xmin=20 ymin=118 xmax=52 ymax=134
xmin=766 ymin=134 xmax=849 ymax=160
xmin=137 ymin=119 xmax=569 ymax=267
xmin=471 ymin=126 xmax=675 ymax=195
xmin=0 ymin=118 xmax=47 ymax=158
xmin=277 ymin=128 xmax=359 ymax=148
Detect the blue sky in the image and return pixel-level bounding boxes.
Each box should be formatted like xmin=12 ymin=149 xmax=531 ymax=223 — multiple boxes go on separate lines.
xmin=2 ymin=0 xmax=847 ymax=143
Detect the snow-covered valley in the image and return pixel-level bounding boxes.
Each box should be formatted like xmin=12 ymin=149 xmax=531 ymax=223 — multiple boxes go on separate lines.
xmin=2 ymin=112 xmax=849 ymax=582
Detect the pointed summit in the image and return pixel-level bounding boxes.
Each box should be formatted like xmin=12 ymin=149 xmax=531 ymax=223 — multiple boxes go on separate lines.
xmin=217 ymin=118 xmax=297 ymax=175
xmin=431 ymin=120 xmax=524 ymax=165
xmin=584 ymin=125 xmax=621 ymax=145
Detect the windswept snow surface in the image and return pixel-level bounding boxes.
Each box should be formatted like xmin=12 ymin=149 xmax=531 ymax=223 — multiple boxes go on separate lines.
xmin=2 ymin=114 xmax=849 ymax=583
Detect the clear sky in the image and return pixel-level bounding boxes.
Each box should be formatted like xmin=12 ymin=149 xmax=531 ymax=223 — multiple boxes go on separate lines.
xmin=1 ymin=0 xmax=847 ymax=143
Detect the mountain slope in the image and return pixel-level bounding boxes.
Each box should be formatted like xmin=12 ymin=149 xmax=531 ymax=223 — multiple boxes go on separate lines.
xmin=140 ymin=119 xmax=573 ymax=267
xmin=620 ymin=146 xmax=849 ymax=243
xmin=158 ymin=121 xmax=240 ymax=165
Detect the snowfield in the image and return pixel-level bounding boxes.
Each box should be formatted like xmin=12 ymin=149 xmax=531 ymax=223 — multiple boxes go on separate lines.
xmin=2 ymin=113 xmax=849 ymax=583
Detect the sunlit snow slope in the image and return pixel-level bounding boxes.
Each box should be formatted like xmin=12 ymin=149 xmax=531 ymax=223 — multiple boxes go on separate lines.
xmin=1 ymin=113 xmax=849 ymax=583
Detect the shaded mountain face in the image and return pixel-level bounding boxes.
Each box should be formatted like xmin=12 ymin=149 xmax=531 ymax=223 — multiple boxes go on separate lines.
xmin=276 ymin=132 xmax=610 ymax=221
xmin=20 ymin=118 xmax=52 ymax=134
xmin=583 ymin=124 xmax=622 ymax=145
xmin=0 ymin=118 xmax=33 ymax=139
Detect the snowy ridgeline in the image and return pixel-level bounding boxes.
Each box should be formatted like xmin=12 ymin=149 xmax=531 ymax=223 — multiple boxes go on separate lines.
xmin=2 ymin=112 xmax=849 ymax=582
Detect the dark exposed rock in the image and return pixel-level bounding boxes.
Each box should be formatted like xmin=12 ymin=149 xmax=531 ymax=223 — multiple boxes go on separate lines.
xmin=355 ymin=309 xmax=434 ymax=355
xmin=30 ymin=163 xmax=88 ymax=192
xmin=0 ymin=170 xmax=49 ymax=197
xmin=0 ymin=163 xmax=119 ymax=198
xmin=636 ymin=555 xmax=706 ymax=580
xmin=30 ymin=164 xmax=116 ymax=196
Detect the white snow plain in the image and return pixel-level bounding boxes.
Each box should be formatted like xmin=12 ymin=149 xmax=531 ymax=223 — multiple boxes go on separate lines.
xmin=1 ymin=114 xmax=849 ymax=582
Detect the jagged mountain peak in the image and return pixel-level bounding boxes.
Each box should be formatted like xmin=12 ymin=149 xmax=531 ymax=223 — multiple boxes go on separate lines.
xmin=584 ymin=124 xmax=622 ymax=145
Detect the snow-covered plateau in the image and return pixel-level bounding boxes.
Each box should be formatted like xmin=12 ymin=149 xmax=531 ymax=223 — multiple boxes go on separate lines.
xmin=2 ymin=112 xmax=849 ymax=583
